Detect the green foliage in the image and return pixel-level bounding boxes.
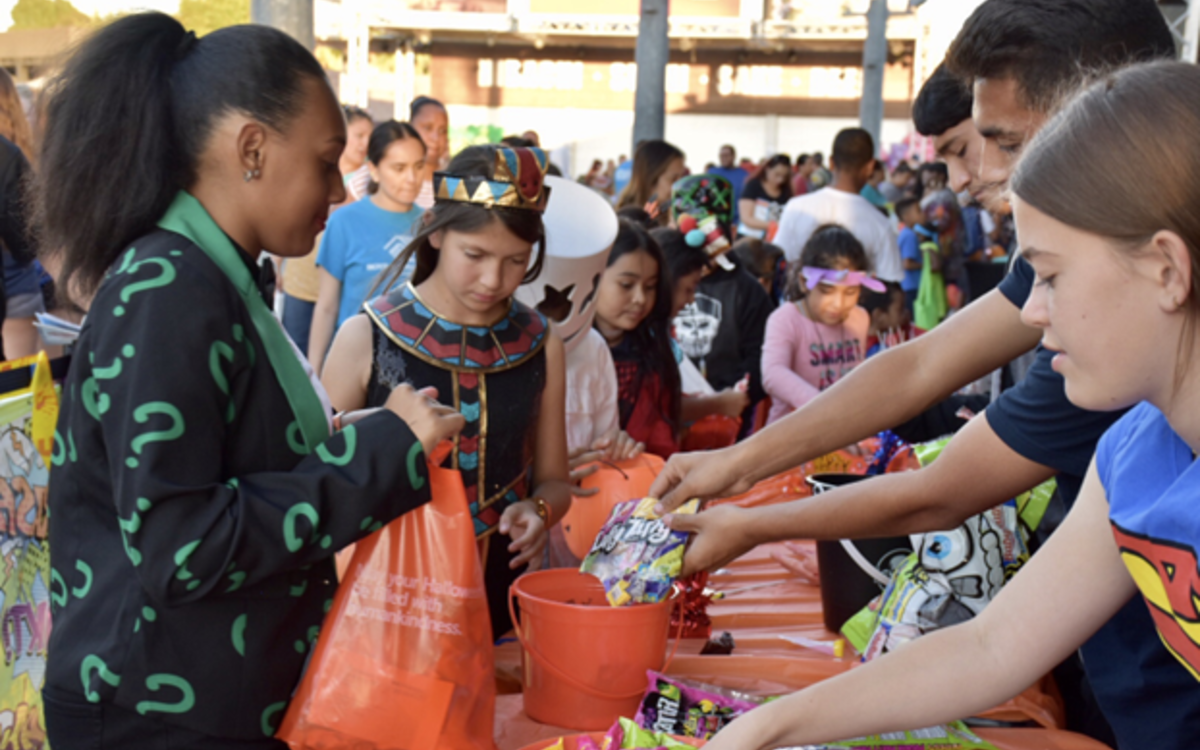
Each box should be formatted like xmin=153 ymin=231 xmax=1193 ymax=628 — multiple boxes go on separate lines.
xmin=176 ymin=0 xmax=250 ymax=37
xmin=10 ymin=0 xmax=89 ymax=29
xmin=449 ymin=124 xmax=504 ymax=161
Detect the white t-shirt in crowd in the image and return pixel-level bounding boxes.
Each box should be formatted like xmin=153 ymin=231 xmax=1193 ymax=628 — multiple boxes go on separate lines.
xmin=774 ymin=187 xmax=903 ymax=283
xmin=565 ymin=328 xmax=620 ymax=453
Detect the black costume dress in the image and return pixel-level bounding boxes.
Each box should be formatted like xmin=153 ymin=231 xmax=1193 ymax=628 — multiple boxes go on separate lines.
xmin=45 ymin=192 xmax=432 ymax=744
xmin=364 ymin=282 xmax=547 ymax=636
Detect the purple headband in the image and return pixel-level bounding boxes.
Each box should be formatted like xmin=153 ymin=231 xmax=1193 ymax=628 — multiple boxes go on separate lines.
xmin=801 ymin=266 xmax=886 ymax=293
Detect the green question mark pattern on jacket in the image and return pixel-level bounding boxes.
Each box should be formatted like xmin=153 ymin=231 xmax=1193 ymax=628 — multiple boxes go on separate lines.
xmin=50 ymin=568 xmax=67 ymax=608
xmin=261 ymin=701 xmax=286 ymax=736
xmin=209 ymin=340 xmax=237 ymax=424
xmin=285 ymin=421 xmax=306 ymax=456
xmin=173 ymin=540 xmax=202 ymax=592
xmin=80 ymin=654 xmax=121 ymax=703
xmin=114 ymin=258 xmax=177 ymax=317
xmin=136 ymin=673 xmax=195 ymax=716
xmin=81 ymin=346 xmax=133 ymax=421
xmin=126 ymin=402 xmax=186 ymax=469
xmin=231 ymin=614 xmax=247 ymax=657
xmin=112 ymin=247 xmax=137 ymax=276
xmin=225 ymin=561 xmax=246 ymax=593
xmin=316 ymin=425 xmax=356 ymax=466
xmin=118 ymin=498 xmax=152 ymax=567
xmin=233 ymin=324 xmax=256 ymax=367
xmin=283 ymin=503 xmax=328 ymax=553
xmin=406 ymin=441 xmax=425 ymax=490
xmin=70 ymin=560 xmax=93 ymax=599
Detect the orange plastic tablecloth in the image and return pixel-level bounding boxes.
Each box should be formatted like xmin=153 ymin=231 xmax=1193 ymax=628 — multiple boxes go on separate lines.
xmin=497 ymin=465 xmax=1084 ymax=749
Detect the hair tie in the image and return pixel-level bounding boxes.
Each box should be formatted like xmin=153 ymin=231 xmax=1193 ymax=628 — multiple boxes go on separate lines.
xmin=685 ymin=229 xmax=707 ymax=248
xmin=176 ymin=29 xmax=198 ymax=61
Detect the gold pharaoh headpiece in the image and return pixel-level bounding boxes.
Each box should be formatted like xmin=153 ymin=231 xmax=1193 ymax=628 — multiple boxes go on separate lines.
xmin=433 ymin=146 xmax=550 ymax=212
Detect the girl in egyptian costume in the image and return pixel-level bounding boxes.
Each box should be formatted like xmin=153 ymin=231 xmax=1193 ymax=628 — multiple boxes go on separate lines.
xmin=323 ymin=145 xmax=572 ymax=636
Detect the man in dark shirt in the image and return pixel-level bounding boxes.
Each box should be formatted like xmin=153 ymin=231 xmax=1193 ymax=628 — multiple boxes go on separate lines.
xmin=651 ymin=2 xmax=1199 ymax=747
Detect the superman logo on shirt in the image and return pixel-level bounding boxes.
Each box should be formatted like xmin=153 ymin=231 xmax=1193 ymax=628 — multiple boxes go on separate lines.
xmin=1112 ymin=523 xmax=1200 ymax=680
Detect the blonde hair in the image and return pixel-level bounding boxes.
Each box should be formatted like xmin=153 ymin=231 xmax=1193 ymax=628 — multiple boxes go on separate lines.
xmin=0 ymin=69 xmax=34 ymax=163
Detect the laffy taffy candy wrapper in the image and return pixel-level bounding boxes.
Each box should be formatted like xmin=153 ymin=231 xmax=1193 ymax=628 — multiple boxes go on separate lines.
xmin=580 ymin=497 xmax=700 ymax=606
xmin=635 ymin=671 xmax=763 ymax=739
xmin=576 ymin=717 xmax=697 ymax=750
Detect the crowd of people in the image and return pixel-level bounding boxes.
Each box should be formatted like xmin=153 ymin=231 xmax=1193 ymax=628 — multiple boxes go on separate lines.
xmin=1 ymin=0 xmax=1199 ymax=747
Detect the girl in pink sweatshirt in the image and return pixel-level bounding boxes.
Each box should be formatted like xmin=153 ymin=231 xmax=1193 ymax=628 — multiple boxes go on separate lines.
xmin=762 ymin=225 xmax=884 ymax=424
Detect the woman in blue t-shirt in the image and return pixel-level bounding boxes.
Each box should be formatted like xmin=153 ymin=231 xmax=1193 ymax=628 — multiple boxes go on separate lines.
xmin=308 ymin=120 xmax=425 ymax=373
xmin=695 ymin=61 xmax=1200 ymax=750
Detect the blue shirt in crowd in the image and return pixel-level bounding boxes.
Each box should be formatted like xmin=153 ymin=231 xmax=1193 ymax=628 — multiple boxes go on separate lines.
xmin=706 ymin=166 xmax=748 ymax=223
xmin=898 ymin=226 xmax=922 ymax=293
xmin=317 ymin=197 xmax=422 ymax=328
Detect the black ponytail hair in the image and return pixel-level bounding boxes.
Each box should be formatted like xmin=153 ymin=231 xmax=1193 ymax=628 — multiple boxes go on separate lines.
xmin=602 ymin=219 xmax=682 ymax=434
xmin=366 ymin=120 xmax=425 ymax=195
xmin=650 ymin=226 xmax=709 ymax=289
xmin=371 ymin=144 xmax=546 ymax=296
xmin=409 ymin=96 xmax=445 ymax=120
xmin=35 ymin=12 xmax=327 ymax=302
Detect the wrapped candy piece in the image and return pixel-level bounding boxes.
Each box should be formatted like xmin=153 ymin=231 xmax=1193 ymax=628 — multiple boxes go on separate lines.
xmin=580 ymin=498 xmax=700 ymax=607
xmin=635 ymin=671 xmax=763 ymax=739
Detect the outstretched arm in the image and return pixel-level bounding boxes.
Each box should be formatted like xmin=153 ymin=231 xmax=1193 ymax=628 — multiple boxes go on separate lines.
xmin=651 ymin=289 xmax=1040 ymax=511
xmin=701 ymin=460 xmax=1135 ymax=750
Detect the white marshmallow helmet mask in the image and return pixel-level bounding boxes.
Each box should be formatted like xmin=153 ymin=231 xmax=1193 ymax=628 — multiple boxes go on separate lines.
xmin=515 ymin=176 xmax=618 ymax=354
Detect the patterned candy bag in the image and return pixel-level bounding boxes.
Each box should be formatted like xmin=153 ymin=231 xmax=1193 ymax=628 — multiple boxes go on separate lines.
xmin=580 ymin=497 xmax=700 ymax=606
xmin=635 ymin=671 xmax=762 ymax=739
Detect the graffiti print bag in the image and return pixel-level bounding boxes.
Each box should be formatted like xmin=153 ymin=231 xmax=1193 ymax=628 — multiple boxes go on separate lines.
xmin=278 ymin=457 xmax=496 ymax=750
xmin=0 ymin=354 xmax=58 ymax=747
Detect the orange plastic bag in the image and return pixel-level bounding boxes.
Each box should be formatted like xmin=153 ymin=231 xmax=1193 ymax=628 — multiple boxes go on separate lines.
xmin=278 ymin=459 xmax=497 ymax=750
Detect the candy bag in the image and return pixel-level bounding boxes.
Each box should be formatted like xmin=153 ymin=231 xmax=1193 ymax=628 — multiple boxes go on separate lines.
xmin=580 ymin=497 xmax=700 ymax=606
xmin=616 ymin=717 xmax=698 ymax=749
xmin=635 ymin=671 xmax=762 ymax=739
xmin=789 ymin=720 xmax=997 ymax=749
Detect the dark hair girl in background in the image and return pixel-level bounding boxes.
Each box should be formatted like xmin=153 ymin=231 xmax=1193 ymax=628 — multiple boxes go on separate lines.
xmin=616 ymin=139 xmax=686 ymax=225
xmin=593 ymin=219 xmax=683 ymax=457
xmin=410 ymin=95 xmax=449 ymax=207
xmin=35 ymin=14 xmax=463 ymax=748
xmin=738 ymin=154 xmax=793 ymax=240
xmin=308 ymin=120 xmax=426 ymax=374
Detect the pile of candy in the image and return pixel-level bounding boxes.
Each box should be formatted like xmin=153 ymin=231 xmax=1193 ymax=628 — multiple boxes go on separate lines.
xmin=634 ymin=672 xmax=764 ymax=740
xmin=580 ymin=497 xmax=700 ymax=607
